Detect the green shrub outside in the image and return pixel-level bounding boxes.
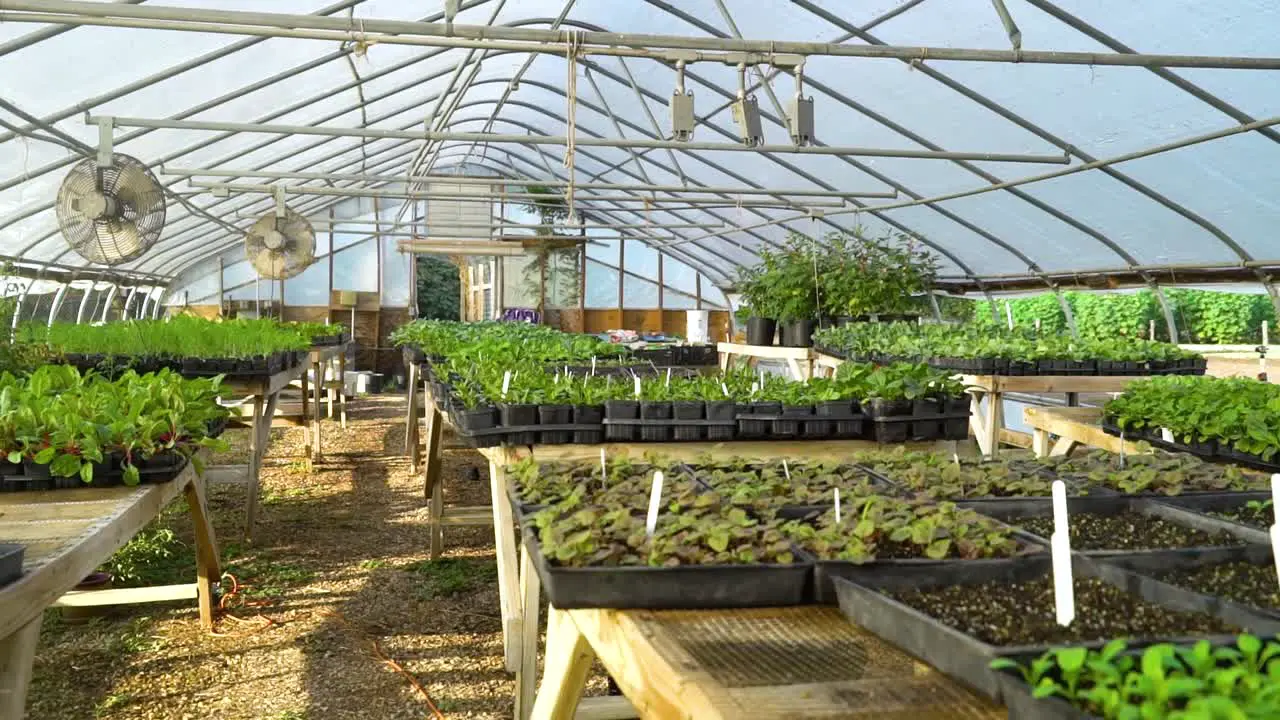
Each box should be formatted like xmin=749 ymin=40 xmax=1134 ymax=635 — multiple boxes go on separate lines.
xmin=968 ymin=289 xmax=1277 ymax=344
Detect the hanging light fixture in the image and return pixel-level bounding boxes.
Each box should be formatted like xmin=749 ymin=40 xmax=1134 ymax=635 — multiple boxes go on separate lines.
xmin=670 ymin=59 xmax=695 ymax=142
xmin=730 ymin=63 xmax=762 ymax=147
xmin=789 ymin=62 xmax=814 ymax=146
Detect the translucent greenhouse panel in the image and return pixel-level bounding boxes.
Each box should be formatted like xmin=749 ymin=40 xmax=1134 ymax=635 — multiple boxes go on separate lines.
xmin=624 ymin=240 xmax=660 ymax=278
xmin=662 ymin=254 xmax=700 ymax=297
xmin=585 ymin=260 xmax=620 ymax=309
xmin=382 ymin=236 xmax=411 ymax=308
xmin=587 ymin=238 xmax=620 ymax=265
xmin=52 ymin=286 xmax=86 ymax=324
xmin=332 ymin=237 xmax=379 ymax=293
xmin=663 ymin=287 xmax=697 ymax=310
xmin=283 ymin=257 xmax=330 ymax=307
xmin=503 ymin=254 xmax=538 ymax=310
xmin=623 ymin=275 xmax=660 ymax=308
xmin=545 ymin=249 xmax=583 ymax=310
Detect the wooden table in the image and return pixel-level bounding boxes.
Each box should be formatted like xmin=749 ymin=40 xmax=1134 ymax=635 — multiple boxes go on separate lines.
xmin=220 ymin=361 xmax=308 ymax=542
xmin=0 ymin=464 xmax=220 ymax=718
xmin=532 ymin=607 xmax=1003 ymax=720
xmin=300 ymin=343 xmax=350 ymax=464
xmin=1023 ymin=405 xmax=1151 ymax=457
xmin=474 ymin=438 xmax=971 ymax=720
xmin=961 ymin=374 xmax=1140 ymax=457
xmin=717 ymin=343 xmax=814 ymax=381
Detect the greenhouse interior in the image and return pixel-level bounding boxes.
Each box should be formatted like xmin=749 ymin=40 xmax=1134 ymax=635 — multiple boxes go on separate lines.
xmin=6 ymin=1 xmax=1280 ymax=719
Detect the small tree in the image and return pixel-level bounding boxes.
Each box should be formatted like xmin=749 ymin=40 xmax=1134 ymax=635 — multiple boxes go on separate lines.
xmin=520 ymin=185 xmax=581 ymax=313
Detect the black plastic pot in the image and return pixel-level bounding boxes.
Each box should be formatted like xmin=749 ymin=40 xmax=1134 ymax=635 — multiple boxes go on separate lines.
xmin=604 ymin=400 xmax=639 ymax=441
xmin=0 ymin=458 xmax=20 ymax=477
xmin=133 ymin=451 xmax=188 ymax=483
xmin=738 ymin=400 xmax=780 ymax=439
xmin=22 ymin=458 xmax=50 ymax=482
xmin=671 ymin=400 xmax=705 ymax=441
xmin=779 ymin=319 xmax=817 ymax=348
xmin=0 ymin=544 xmax=22 ymax=588
xmin=705 ymin=400 xmax=737 ymax=441
xmin=453 ymin=405 xmax=500 ymax=448
xmin=525 ymin=529 xmax=812 ymax=609
xmin=942 ymin=395 xmax=971 ymax=440
xmin=745 ymin=316 xmax=777 ymax=346
xmin=772 ymin=404 xmax=813 ymax=438
xmin=499 ymin=403 xmax=540 ymax=446
xmin=868 ymin=398 xmax=911 ymax=443
xmin=996 ymin=671 xmax=1101 ymax=719
xmin=638 ymin=400 xmax=673 ymax=442
xmin=572 ymin=404 xmax=605 ymax=444
xmin=910 ymin=397 xmax=942 ymax=440
xmin=537 ymin=404 xmax=574 ymax=445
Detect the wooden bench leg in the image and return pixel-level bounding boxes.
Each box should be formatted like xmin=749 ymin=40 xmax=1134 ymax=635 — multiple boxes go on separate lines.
xmin=490 ymin=458 xmax=523 ymax=674
xmin=423 ymin=400 xmax=445 ymax=560
xmin=515 ymin=544 xmax=543 ymax=720
xmin=300 ymin=368 xmax=312 ymax=467
xmin=185 ymin=474 xmax=222 ymax=632
xmin=244 ymin=392 xmax=279 ymax=543
xmin=1032 ymin=428 xmax=1050 ymax=457
xmin=0 ymin=615 xmax=41 ymax=720
xmin=404 ymin=362 xmax=420 ymax=463
xmin=1050 ymin=436 xmax=1077 ymax=457
xmin=531 ymin=608 xmax=595 ymax=720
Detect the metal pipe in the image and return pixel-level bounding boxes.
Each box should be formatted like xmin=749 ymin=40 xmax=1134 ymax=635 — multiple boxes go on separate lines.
xmin=9 ymin=1 xmax=1280 ymax=69
xmin=190 ymin=180 xmax=851 ymax=207
xmin=162 ymin=166 xmax=897 ymax=198
xmin=661 ymin=112 xmax=1280 ymax=248
xmin=90 ymin=114 xmax=1070 ymax=164
xmin=307 ymin=219 xmax=715 ymax=231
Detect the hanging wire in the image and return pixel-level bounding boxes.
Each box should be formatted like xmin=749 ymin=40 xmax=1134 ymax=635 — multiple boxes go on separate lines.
xmin=563 ymin=30 xmax=582 ymax=220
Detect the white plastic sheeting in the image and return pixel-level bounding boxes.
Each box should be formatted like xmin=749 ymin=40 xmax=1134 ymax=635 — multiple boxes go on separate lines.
xmin=0 ymin=0 xmax=1277 ymax=297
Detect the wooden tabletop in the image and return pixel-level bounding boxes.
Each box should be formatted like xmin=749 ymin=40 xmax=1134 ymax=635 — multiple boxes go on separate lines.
xmin=960 ymin=374 xmax=1140 ymax=393
xmin=717 ymin=343 xmax=815 ymax=360
xmin=220 ymin=361 xmax=308 ymax=397
xmin=308 ymin=342 xmax=350 ymax=364
xmin=569 ymin=606 xmax=1002 ymax=720
xmin=0 ymin=465 xmax=195 ymax=640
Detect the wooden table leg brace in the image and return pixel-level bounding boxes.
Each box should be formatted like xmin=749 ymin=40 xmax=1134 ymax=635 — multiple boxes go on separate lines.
xmin=531 ymin=608 xmax=596 ymax=720
xmin=968 ymin=389 xmax=1003 ymax=457
xmin=244 ymin=391 xmax=281 ymax=542
xmin=422 ymin=396 xmax=445 ymax=559
xmin=404 ymin=361 xmax=421 ymax=468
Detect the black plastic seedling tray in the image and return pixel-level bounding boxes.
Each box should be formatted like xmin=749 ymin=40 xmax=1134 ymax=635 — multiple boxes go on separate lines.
xmin=0 ymin=543 xmax=24 ymax=588
xmin=831 ymin=555 xmax=1238 ymax=700
xmin=1150 ymin=491 xmax=1272 ymax=546
xmin=961 ymin=494 xmax=1262 ymax=555
xmin=1093 ymin=544 xmax=1280 ymax=635
xmin=522 ymin=528 xmax=812 ymax=609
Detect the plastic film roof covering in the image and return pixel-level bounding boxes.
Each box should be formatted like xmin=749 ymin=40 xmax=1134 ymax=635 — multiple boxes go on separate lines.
xmin=1 ymin=0 xmax=1280 ymax=287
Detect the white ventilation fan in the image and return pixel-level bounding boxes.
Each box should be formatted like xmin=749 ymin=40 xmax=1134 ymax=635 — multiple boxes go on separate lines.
xmin=56 ymin=153 xmax=165 ymax=265
xmin=244 ymin=197 xmax=315 ymax=280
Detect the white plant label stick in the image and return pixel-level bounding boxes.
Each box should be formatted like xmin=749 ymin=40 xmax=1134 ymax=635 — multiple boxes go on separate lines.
xmin=1119 ymin=432 xmax=1126 ymax=469
xmin=834 ymin=488 xmax=841 ymax=524
xmin=591 ymin=356 xmax=597 ymax=376
xmin=1051 ymin=480 xmax=1075 ymax=627
xmin=501 ymin=370 xmax=512 ymax=399
xmin=599 ymin=448 xmax=607 ymax=482
xmin=721 ymin=381 xmax=730 ymax=397
xmin=1270 ymin=474 xmax=1280 ymax=590
xmin=782 ymin=459 xmax=791 ymax=481
xmin=645 ymin=471 xmax=665 ymax=537
xmin=665 ymin=367 xmax=672 ymax=387
xmin=634 ymin=375 xmax=642 ymax=399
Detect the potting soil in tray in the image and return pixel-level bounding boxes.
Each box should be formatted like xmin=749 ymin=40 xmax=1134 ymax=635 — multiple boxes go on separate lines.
xmin=1015 ymin=512 xmax=1241 ymax=551
xmin=887 ymin=575 xmax=1236 ymax=647
xmin=1157 ymin=561 xmax=1280 ymax=614
xmin=1208 ymin=503 xmax=1271 ymax=530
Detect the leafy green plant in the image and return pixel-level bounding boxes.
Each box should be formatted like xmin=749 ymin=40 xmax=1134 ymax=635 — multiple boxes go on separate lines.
xmin=531 ymin=499 xmax=797 ymax=567
xmin=781 ymin=494 xmax=1022 ymax=562
xmin=990 ymin=635 xmax=1280 ymax=719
